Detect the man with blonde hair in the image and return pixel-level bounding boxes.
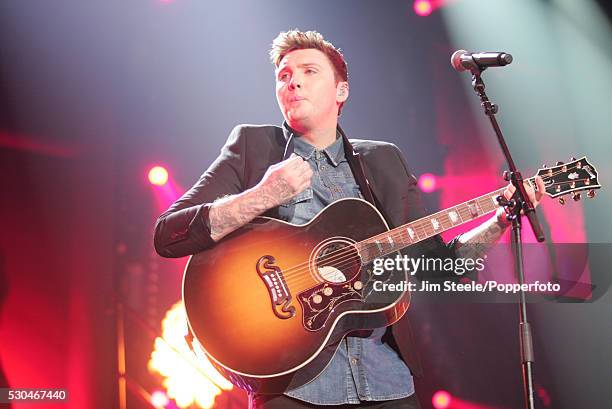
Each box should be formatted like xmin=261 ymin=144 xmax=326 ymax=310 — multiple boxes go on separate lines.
xmin=154 ymin=29 xmax=543 ymax=409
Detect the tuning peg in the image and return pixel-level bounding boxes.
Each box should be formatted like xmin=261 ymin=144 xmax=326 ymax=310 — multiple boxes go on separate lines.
xmin=570 ymin=157 xmax=576 ymax=161
xmin=558 ymin=196 xmax=566 ymax=205
xmin=587 ymin=189 xmax=596 ymax=198
xmin=556 ymin=161 xmax=568 ymax=172
xmin=572 ymin=192 xmax=582 ymax=201
xmin=503 ymin=170 xmax=511 ymax=181
xmin=542 ymin=164 xmax=548 ymax=168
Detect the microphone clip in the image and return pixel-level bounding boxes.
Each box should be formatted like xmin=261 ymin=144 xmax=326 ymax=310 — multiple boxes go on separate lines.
xmin=472 ymin=74 xmax=499 ymax=116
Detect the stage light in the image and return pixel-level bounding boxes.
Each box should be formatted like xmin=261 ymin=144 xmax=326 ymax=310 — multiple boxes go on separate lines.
xmin=149 ymin=166 xmax=169 ymax=186
xmin=418 ymin=173 xmax=438 ymax=193
xmin=148 ymin=301 xmax=232 ymax=409
xmin=432 ymin=390 xmax=451 ymax=409
xmin=414 ymin=0 xmax=433 ymax=16
xmin=151 ymin=390 xmax=169 ymax=408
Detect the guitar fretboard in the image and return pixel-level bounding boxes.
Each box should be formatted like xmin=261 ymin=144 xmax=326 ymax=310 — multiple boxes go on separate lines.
xmin=356 ymin=186 xmax=511 ymax=263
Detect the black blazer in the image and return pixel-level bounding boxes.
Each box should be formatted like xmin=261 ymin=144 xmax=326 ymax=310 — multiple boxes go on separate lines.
xmin=154 ymin=123 xmax=456 ymax=378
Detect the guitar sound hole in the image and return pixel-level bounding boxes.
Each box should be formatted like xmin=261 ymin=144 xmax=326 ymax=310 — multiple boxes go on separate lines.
xmin=314 ymin=239 xmax=360 ymax=284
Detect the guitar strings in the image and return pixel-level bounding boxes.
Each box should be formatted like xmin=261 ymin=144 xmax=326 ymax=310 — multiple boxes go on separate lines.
xmin=297 ymin=167 xmax=589 ymax=284
xmin=285 ymin=175 xmax=589 ymax=288
xmin=283 ymin=173 xmax=578 ymax=288
xmin=281 ymin=169 xmax=587 ymax=287
xmin=284 ymin=180 xmax=532 ymax=285
xmin=284 ymin=173 xmax=575 ymax=287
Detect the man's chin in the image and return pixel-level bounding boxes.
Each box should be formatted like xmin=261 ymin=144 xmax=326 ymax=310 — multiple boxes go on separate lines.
xmin=285 ymin=113 xmax=310 ymax=130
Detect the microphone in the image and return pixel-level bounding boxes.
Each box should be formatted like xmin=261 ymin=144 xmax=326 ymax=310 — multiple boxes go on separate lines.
xmin=451 ymin=50 xmax=513 ymax=72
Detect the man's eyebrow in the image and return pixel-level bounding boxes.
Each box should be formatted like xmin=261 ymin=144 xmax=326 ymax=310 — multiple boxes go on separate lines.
xmin=275 ymin=62 xmax=322 ymax=78
xmin=276 ymin=62 xmax=321 ymax=72
xmin=297 ymin=63 xmax=321 ymax=68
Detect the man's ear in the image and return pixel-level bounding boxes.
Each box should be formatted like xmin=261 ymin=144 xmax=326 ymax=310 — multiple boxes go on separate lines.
xmin=336 ymin=82 xmax=349 ymax=103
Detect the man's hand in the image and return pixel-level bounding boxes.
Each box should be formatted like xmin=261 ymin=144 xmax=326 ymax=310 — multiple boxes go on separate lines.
xmin=255 ymin=153 xmax=313 ymax=208
xmin=498 ymin=176 xmax=546 ymax=225
xmin=208 ymin=154 xmax=312 ymax=242
xmin=457 ymin=176 xmax=547 ymax=257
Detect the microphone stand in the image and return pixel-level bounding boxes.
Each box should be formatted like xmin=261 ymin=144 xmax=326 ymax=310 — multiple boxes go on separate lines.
xmin=467 ymin=66 xmax=545 ymax=409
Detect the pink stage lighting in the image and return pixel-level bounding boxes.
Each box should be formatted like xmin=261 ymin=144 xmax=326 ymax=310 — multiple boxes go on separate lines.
xmin=432 ymin=390 xmax=452 ymax=409
xmin=414 ymin=0 xmax=433 ymax=16
xmin=148 ymin=166 xmax=169 ymax=186
xmin=418 ymin=173 xmax=438 ymax=193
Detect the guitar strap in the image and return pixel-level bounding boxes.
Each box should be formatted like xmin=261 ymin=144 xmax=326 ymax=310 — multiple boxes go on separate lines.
xmin=339 ymin=126 xmax=418 ymax=365
xmin=337 ymin=126 xmax=378 ymax=207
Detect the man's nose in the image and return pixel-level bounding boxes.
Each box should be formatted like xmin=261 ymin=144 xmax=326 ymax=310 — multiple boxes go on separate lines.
xmin=289 ymin=75 xmax=302 ymax=90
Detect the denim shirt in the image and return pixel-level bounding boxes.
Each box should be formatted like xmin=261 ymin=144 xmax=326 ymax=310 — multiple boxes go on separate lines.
xmin=279 ymin=133 xmax=415 ymax=404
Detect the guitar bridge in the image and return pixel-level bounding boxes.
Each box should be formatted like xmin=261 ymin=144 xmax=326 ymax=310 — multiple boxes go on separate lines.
xmin=256 ymin=255 xmax=295 ymax=320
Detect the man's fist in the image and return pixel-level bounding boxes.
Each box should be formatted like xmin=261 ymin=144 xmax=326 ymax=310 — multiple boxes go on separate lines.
xmin=256 ymin=153 xmax=313 ymax=208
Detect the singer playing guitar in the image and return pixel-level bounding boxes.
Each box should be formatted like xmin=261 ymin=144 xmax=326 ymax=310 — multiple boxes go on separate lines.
xmin=154 ymin=30 xmax=544 ymax=409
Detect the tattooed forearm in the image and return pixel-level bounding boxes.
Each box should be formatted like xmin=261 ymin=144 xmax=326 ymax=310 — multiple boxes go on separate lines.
xmin=454 ymin=209 xmax=510 ymax=259
xmin=208 ymin=179 xmax=295 ymax=242
xmin=208 ymin=153 xmax=312 ymax=242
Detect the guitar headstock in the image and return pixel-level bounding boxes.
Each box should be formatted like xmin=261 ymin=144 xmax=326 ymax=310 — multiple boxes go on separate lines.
xmin=536 ymin=157 xmax=601 ymax=202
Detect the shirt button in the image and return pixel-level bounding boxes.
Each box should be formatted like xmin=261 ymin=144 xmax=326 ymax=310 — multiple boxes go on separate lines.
xmin=351 ymin=358 xmax=358 ymax=365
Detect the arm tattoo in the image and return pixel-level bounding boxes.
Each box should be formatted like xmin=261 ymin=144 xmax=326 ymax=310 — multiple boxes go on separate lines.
xmin=208 ymin=179 xmax=294 ymax=242
xmin=454 ymin=210 xmax=510 ymax=259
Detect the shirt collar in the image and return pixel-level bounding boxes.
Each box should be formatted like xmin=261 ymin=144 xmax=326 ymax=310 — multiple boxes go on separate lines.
xmin=282 ymin=122 xmax=346 ymax=166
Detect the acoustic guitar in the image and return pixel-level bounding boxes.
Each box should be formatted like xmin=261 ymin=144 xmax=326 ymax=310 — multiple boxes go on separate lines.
xmin=182 ymin=157 xmax=600 ymax=393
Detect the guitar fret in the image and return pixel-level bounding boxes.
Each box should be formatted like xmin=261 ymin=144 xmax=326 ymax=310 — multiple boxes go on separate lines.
xmin=421 ymin=224 xmax=430 ymax=237
xmin=415 ymin=221 xmax=429 ymax=239
xmin=479 ymin=199 xmax=487 ymax=215
xmin=479 ymin=195 xmax=494 ymax=212
xmin=436 ymin=214 xmax=450 ymax=231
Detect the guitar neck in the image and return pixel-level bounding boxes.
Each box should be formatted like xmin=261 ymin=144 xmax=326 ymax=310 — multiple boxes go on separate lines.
xmin=356 ymin=182 xmax=528 ymax=263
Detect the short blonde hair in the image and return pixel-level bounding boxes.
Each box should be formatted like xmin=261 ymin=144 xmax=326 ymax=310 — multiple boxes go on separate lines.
xmin=270 ymin=29 xmax=348 ymax=82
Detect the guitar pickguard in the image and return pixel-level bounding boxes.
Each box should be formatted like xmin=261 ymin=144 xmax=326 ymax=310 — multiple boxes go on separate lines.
xmin=298 ymin=280 xmax=363 ymax=331
xmin=298 ymin=260 xmax=405 ymax=332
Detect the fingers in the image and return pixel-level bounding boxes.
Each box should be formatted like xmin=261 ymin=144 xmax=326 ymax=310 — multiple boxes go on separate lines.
xmin=504 ymin=184 xmax=515 ymax=200
xmin=285 ymin=156 xmax=312 ymax=182
xmin=294 ymin=162 xmax=313 ymax=187
xmin=525 ymin=177 xmax=546 ymax=207
xmin=285 ymin=153 xmax=306 ymax=167
xmin=535 ymin=176 xmax=545 ymax=200
xmin=289 ymin=155 xmax=312 ymax=175
xmin=274 ymin=154 xmax=313 ymax=194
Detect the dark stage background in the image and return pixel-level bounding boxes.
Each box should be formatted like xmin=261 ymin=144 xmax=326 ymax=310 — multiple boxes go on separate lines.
xmin=1 ymin=1 xmax=611 ymax=408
